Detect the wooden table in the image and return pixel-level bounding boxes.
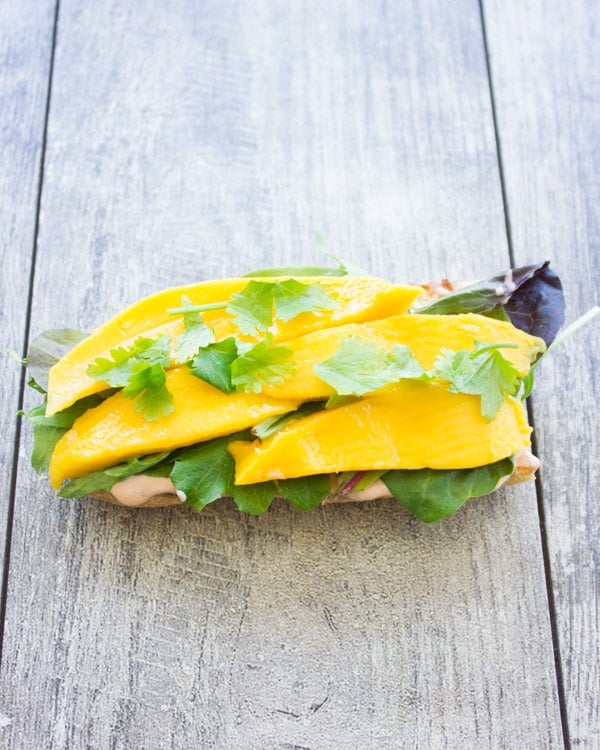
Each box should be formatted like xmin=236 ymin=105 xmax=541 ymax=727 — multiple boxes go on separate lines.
xmin=1 ymin=2 xmax=598 ymax=747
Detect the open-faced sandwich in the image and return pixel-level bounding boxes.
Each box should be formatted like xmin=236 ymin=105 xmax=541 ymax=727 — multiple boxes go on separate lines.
xmin=22 ymin=260 xmax=565 ymax=522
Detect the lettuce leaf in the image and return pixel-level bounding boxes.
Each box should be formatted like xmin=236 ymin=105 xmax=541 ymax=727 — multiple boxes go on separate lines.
xmin=417 ymin=261 xmax=565 ymax=346
xmin=382 ymin=457 xmax=515 ymax=522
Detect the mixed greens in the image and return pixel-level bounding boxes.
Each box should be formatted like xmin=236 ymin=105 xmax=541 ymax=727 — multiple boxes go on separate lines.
xmin=22 ymin=260 xmax=568 ymax=522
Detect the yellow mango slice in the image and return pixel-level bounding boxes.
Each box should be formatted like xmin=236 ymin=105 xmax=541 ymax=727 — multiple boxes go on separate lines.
xmin=259 ymin=313 xmax=545 ymax=400
xmin=228 ymin=382 xmax=531 ymax=484
xmin=46 ymin=276 xmax=422 ymax=416
xmin=48 ymin=367 xmax=300 ymax=489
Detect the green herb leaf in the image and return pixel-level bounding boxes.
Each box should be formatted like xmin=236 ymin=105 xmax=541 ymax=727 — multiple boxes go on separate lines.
xmin=243 ymin=266 xmax=347 ymax=278
xmin=87 ymin=335 xmax=173 ymax=422
xmin=252 ymin=401 xmax=324 ymax=440
xmin=170 ymin=433 xmax=276 ymax=514
xmin=123 ymin=362 xmax=174 ymax=421
xmin=431 ymin=342 xmax=520 ymax=421
xmin=276 ymin=474 xmax=332 ymax=511
xmin=227 ymin=279 xmax=338 ymax=337
xmin=189 ymin=337 xmax=239 ymax=393
xmin=271 ymin=279 xmax=339 ymax=322
xmin=170 ymin=436 xmax=236 ymax=510
xmin=382 ymin=457 xmax=515 ymax=522
xmin=227 ymin=280 xmax=276 ymax=336
xmin=230 ymin=335 xmax=296 ymax=393
xmin=314 ymin=337 xmax=428 ymax=396
xmin=172 ymin=295 xmax=216 ymax=363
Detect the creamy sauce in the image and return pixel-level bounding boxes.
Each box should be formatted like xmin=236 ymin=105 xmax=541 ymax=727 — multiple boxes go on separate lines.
xmin=110 ymin=475 xmax=181 ymax=507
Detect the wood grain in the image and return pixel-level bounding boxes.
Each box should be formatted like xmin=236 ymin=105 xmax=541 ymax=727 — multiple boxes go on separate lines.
xmin=483 ymin=1 xmax=600 ymax=745
xmin=0 ymin=0 xmax=563 ymax=747
xmin=0 ymin=2 xmax=56 ymax=576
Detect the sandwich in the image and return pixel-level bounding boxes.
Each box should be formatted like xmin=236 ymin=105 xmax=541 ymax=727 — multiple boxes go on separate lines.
xmin=22 ymin=260 xmax=565 ymax=522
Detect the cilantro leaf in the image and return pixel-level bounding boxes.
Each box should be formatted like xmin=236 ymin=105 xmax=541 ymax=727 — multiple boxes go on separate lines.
xmin=123 ymin=362 xmax=174 ymax=421
xmin=382 ymin=457 xmax=515 ymax=522
xmin=271 ymin=279 xmax=339 ymax=322
xmin=227 ymin=281 xmax=275 ymax=336
xmin=314 ymin=337 xmax=428 ymax=396
xmin=87 ymin=336 xmax=170 ymax=386
xmin=431 ymin=342 xmax=520 ymax=421
xmin=172 ymin=295 xmax=216 ymax=363
xmin=87 ymin=336 xmax=173 ymax=422
xmin=230 ymin=335 xmax=296 ymax=393
xmin=190 ymin=337 xmax=239 ymax=393
xmin=227 ymin=279 xmax=338 ymax=337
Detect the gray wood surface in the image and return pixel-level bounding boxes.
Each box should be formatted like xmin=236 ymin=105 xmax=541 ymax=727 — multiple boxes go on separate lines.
xmin=484 ymin=2 xmax=600 ymax=746
xmin=0 ymin=2 xmax=56 ymax=577
xmin=1 ymin=0 xmax=590 ymax=747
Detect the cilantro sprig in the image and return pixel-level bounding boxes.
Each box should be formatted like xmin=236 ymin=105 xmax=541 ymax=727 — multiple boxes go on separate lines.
xmin=86 ymin=336 xmax=174 ymax=422
xmin=230 ymin=335 xmax=296 ymax=393
xmin=172 ymin=295 xmax=215 ymax=364
xmin=314 ymin=337 xmax=427 ymax=396
xmin=188 ymin=335 xmax=296 ymax=394
xmin=314 ymin=337 xmax=523 ymax=421
xmin=167 ymin=279 xmax=339 ymax=339
xmin=432 ymin=342 xmax=520 ymax=421
xmin=227 ymin=279 xmax=339 ymax=337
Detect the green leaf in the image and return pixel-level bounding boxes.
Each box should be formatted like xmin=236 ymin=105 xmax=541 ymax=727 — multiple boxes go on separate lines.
xmin=243 ymin=266 xmax=346 ymax=278
xmin=189 ymin=337 xmax=239 ymax=393
xmin=121 ymin=361 xmax=174 ymax=421
xmin=230 ymin=335 xmax=296 ymax=393
xmin=382 ymin=457 xmax=515 ymax=522
xmin=87 ymin=336 xmax=173 ymax=422
xmin=252 ymin=401 xmax=324 ymax=440
xmin=227 ymin=279 xmax=338 ymax=336
xmin=230 ymin=482 xmax=276 ymax=515
xmin=32 ymin=424 xmax=66 ymax=474
xmin=276 ymin=474 xmax=332 ymax=511
xmin=227 ymin=281 xmax=275 ymax=336
xmin=432 ymin=342 xmax=520 ymax=421
xmin=172 ymin=295 xmax=216 ymax=363
xmin=59 ymin=452 xmax=172 ymax=498
xmin=271 ymin=279 xmax=339 ymax=322
xmin=26 ymin=328 xmax=89 ymax=390
xmin=170 ymin=436 xmax=236 ymax=510
xmin=314 ymin=337 xmax=428 ymax=396
xmin=22 ymin=394 xmax=105 ymax=473
xmin=87 ymin=335 xmax=170 ymax=385
xmin=170 ymin=432 xmax=276 ymax=514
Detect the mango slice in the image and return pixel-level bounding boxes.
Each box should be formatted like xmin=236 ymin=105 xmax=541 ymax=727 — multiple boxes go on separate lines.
xmin=46 ymin=276 xmax=422 ymax=416
xmin=259 ymin=313 xmax=545 ymax=400
xmin=48 ymin=368 xmax=300 ymax=488
xmin=228 ymin=382 xmax=531 ymax=484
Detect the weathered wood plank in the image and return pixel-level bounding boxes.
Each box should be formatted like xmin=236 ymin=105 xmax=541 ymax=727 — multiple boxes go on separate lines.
xmin=1 ymin=1 xmax=563 ymax=747
xmin=482 ymin=2 xmax=600 ymax=746
xmin=0 ymin=3 xmax=56 ymax=585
